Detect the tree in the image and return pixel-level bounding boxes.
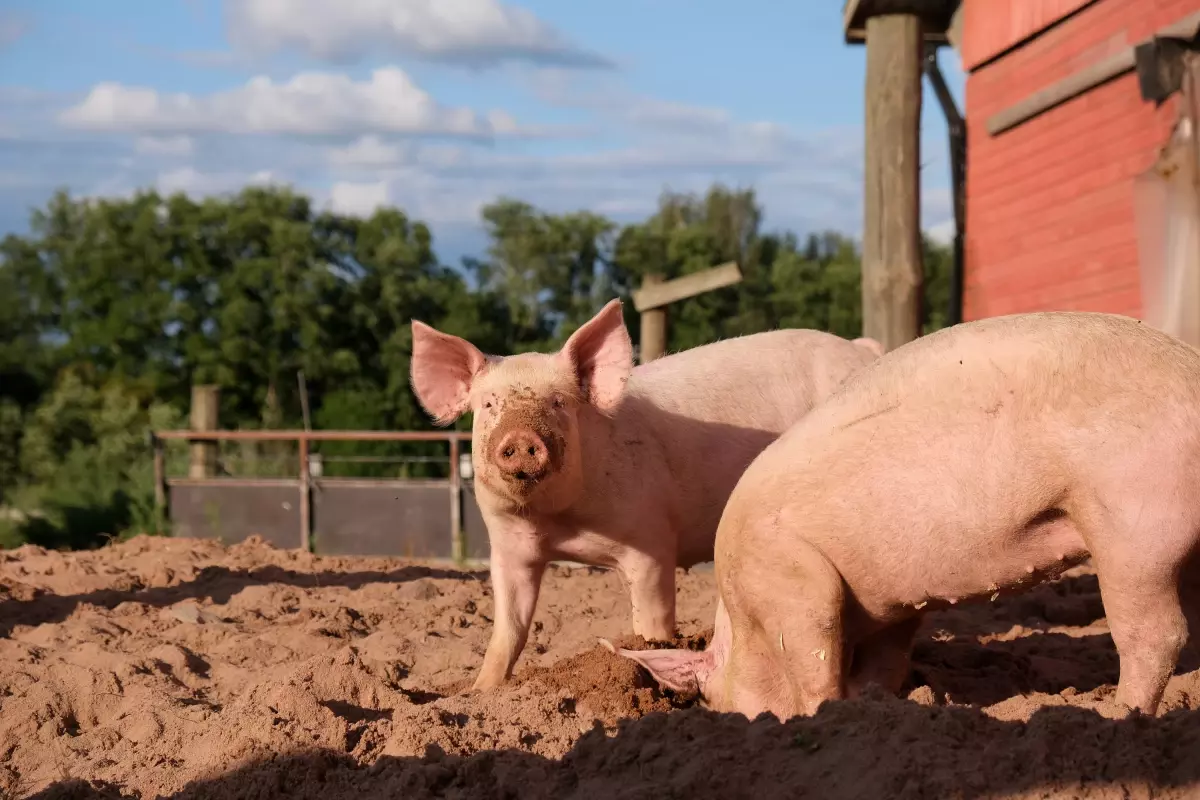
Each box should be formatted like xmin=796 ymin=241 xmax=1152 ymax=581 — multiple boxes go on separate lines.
xmin=0 ymin=182 xmax=956 ymax=550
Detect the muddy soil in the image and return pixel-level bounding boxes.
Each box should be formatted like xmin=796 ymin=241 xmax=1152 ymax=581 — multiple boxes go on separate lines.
xmin=3 ymin=535 xmax=1200 ymax=799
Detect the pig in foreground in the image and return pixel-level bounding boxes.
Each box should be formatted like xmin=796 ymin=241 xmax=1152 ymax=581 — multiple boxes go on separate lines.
xmin=615 ymin=311 xmax=1200 ymax=719
xmin=410 ymin=300 xmax=882 ymax=689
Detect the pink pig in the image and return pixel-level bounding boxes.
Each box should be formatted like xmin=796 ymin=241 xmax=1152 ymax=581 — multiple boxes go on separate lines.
xmin=410 ymin=299 xmax=882 ymax=689
xmin=616 ymin=311 xmax=1200 ymax=719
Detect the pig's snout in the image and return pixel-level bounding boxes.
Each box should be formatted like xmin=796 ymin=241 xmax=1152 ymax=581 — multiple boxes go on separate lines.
xmin=493 ymin=429 xmax=550 ymax=482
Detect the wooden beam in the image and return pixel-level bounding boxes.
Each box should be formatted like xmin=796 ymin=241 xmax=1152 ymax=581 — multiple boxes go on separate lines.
xmin=986 ymin=11 xmax=1200 ymax=136
xmin=157 ymin=429 xmax=473 ymax=442
xmin=631 ymin=262 xmax=742 ymax=312
xmin=843 ymin=0 xmax=958 ymax=45
xmin=987 ymin=49 xmax=1135 ymax=136
xmin=862 ymin=13 xmax=924 ymax=353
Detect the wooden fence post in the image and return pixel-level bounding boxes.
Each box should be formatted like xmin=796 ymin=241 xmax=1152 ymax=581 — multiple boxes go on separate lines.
xmin=298 ymin=435 xmax=311 ymax=552
xmin=632 ymin=262 xmax=743 ymax=365
xmin=188 ymin=385 xmax=220 ymax=478
xmin=449 ymin=436 xmax=464 ymax=562
xmin=151 ymin=433 xmax=167 ymax=531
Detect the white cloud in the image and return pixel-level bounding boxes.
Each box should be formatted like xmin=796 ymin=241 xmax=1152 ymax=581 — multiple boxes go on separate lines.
xmin=156 ymin=166 xmax=276 ymax=196
xmin=328 ymin=135 xmax=407 ymax=168
xmin=59 ymin=67 xmax=514 ymax=138
xmin=225 ymin=0 xmax=612 ymax=68
xmin=925 ymin=219 xmax=956 ymax=245
xmin=134 ymin=135 xmax=195 ymax=158
xmin=328 ymin=180 xmax=390 ymax=217
xmin=13 ymin=67 xmax=956 ymax=259
xmin=622 ymin=99 xmax=733 ymax=133
xmin=525 ymin=72 xmax=817 ymax=163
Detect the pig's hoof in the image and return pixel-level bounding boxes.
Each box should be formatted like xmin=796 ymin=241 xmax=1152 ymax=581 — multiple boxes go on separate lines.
xmin=597 ymin=638 xmax=617 ymax=654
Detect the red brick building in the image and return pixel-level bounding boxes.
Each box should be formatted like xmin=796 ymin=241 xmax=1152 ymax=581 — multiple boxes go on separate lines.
xmin=961 ymin=0 xmax=1200 ymax=320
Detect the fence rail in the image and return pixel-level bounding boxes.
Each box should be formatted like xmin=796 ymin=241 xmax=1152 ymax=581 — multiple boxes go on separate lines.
xmin=150 ymin=429 xmax=480 ymax=561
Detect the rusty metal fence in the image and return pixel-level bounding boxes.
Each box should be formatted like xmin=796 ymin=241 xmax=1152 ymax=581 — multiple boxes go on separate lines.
xmin=150 ymin=430 xmax=490 ymax=561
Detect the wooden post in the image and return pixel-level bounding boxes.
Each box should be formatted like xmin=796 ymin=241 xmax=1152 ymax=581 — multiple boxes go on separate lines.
xmin=188 ymin=385 xmax=220 ymax=479
xmin=639 ymin=274 xmax=667 ymax=364
xmin=862 ymin=13 xmax=924 ymax=352
xmin=298 ymin=435 xmax=311 ymax=552
xmin=152 ymin=434 xmax=166 ymax=530
xmin=632 ymin=263 xmax=742 ymax=365
xmin=449 ymin=436 xmax=464 ymax=562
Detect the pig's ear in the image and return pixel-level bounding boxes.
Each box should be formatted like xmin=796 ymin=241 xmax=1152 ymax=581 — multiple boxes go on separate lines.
xmin=410 ymin=320 xmax=488 ymax=425
xmin=610 ymin=644 xmax=715 ymax=694
xmin=851 ymin=337 xmax=885 ymax=358
xmin=560 ymin=299 xmax=633 ymax=412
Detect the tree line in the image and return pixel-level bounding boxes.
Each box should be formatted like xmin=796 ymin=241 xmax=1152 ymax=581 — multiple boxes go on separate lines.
xmin=0 ymin=183 xmax=951 ymax=550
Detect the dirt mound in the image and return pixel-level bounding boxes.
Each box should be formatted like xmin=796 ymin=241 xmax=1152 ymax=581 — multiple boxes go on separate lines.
xmin=3 ymin=536 xmax=1200 ymax=799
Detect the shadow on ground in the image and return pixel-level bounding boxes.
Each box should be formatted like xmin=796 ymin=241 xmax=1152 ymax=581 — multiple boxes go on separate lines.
xmin=27 ymin=699 xmax=1200 ymax=800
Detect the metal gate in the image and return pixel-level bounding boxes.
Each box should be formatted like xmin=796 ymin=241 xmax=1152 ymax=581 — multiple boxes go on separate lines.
xmin=152 ymin=429 xmax=490 ymax=561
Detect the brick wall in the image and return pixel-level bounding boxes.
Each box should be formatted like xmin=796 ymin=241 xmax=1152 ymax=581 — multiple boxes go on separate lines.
xmin=962 ymin=0 xmax=1197 ymax=321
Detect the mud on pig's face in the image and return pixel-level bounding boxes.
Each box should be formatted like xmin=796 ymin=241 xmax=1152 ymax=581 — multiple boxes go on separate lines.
xmin=408 ymin=300 xmax=633 ymax=510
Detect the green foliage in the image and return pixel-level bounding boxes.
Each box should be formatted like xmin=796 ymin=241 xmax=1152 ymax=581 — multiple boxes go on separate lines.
xmin=1 ymin=371 xmax=183 ymax=549
xmin=0 ymin=182 xmax=957 ymax=550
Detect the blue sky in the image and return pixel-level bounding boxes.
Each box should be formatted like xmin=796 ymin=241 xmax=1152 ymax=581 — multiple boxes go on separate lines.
xmin=0 ymin=0 xmax=965 ymax=266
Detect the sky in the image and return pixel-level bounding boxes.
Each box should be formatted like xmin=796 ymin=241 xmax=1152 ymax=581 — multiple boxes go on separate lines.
xmin=0 ymin=0 xmax=966 ymax=267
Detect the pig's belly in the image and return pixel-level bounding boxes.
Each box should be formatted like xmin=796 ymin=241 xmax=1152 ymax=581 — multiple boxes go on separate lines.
xmin=840 ymin=511 xmax=1091 ymax=625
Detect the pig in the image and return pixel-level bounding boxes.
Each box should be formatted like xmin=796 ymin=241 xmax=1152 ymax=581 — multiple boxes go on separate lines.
xmin=614 ymin=311 xmax=1200 ymax=720
xmin=409 ymin=299 xmax=883 ymax=689
xmin=851 ymin=337 xmax=885 ymax=358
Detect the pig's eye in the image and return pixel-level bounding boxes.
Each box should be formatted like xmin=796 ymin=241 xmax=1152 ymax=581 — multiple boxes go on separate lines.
xmin=551 ymin=395 xmax=564 ymax=409
xmin=483 ymin=401 xmax=493 ymax=410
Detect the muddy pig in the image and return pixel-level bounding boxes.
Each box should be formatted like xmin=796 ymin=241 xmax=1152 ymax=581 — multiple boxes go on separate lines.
xmin=614 ymin=311 xmax=1200 ymax=719
xmin=410 ymin=299 xmax=883 ymax=689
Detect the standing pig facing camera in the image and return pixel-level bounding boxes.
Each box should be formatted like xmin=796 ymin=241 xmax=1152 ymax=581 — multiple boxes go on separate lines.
xmin=409 ymin=299 xmax=883 ymax=690
xmin=616 ymin=311 xmax=1200 ymax=721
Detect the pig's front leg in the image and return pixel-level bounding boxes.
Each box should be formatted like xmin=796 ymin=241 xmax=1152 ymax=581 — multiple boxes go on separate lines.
xmin=622 ymin=549 xmax=677 ymax=642
xmin=472 ymin=551 xmax=546 ymax=690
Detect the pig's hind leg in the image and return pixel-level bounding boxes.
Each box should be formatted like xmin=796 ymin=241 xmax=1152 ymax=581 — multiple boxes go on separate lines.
xmin=1176 ymin=547 xmax=1200 ymax=660
xmin=1087 ymin=503 xmax=1194 ymax=716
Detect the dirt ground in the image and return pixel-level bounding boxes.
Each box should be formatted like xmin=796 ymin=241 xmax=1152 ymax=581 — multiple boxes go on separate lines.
xmin=2 ymin=536 xmax=1200 ymax=799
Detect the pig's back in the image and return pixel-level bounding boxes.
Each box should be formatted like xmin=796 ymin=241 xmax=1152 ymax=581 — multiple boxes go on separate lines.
xmin=723 ymin=312 xmax=1200 ymax=611
xmin=627 ymin=328 xmax=876 ymax=433
xmin=772 ymin=311 xmax=1200 ymax=489
xmin=829 ymin=311 xmax=1200 ymax=413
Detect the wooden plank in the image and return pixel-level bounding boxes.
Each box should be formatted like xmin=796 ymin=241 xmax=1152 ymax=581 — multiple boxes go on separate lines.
xmin=843 ymin=0 xmax=957 ymax=44
xmin=862 ymin=13 xmax=925 ymax=353
xmin=987 ymin=49 xmax=1137 ymax=136
xmin=986 ymin=11 xmax=1200 ymax=136
xmin=631 ymin=262 xmax=742 ymax=312
xmin=961 ymin=0 xmax=1098 ymax=72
